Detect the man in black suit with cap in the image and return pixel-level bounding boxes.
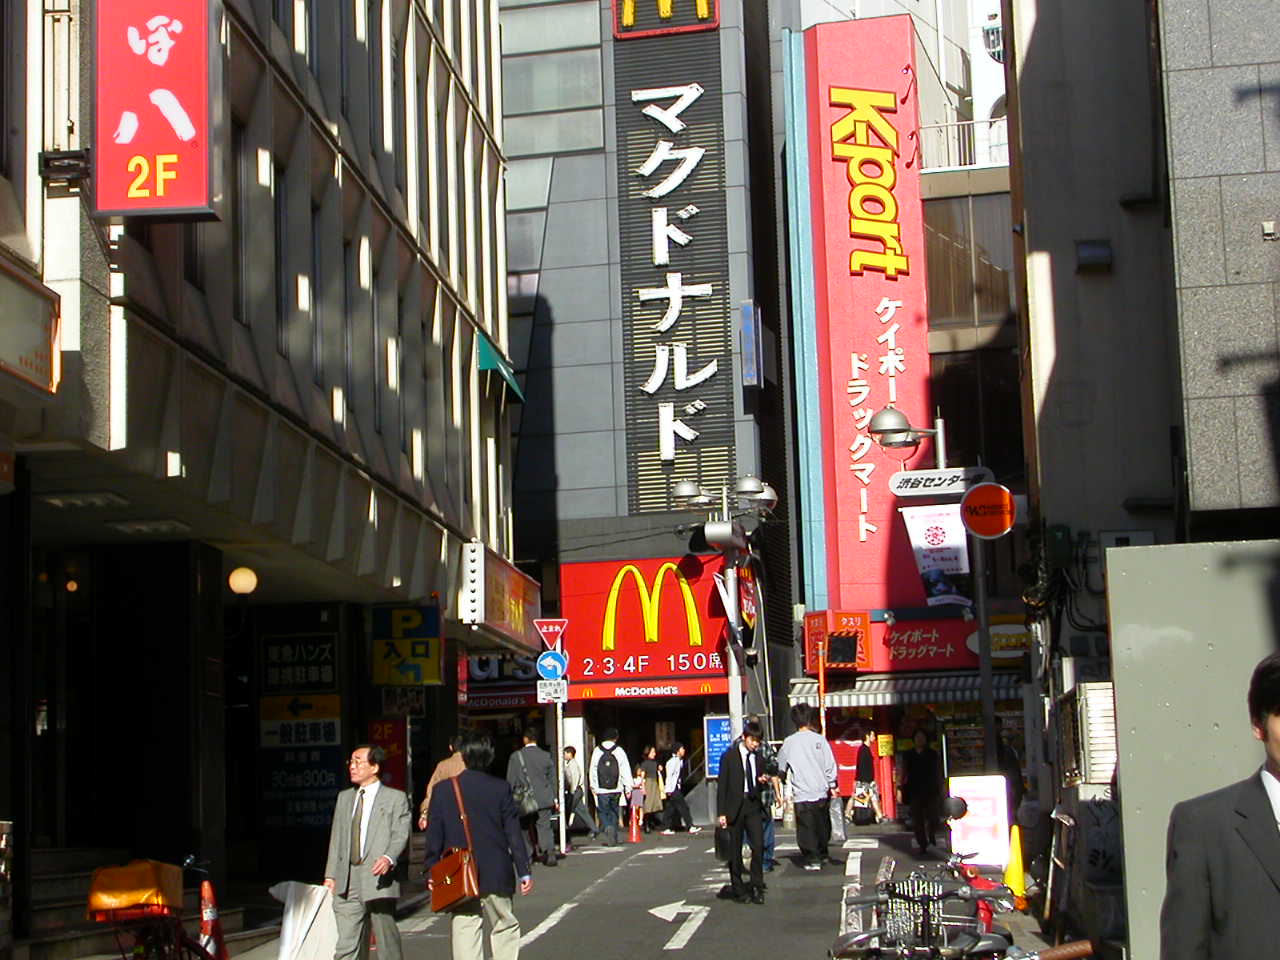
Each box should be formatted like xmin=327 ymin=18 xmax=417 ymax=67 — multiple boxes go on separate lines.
xmin=1159 ymin=651 xmax=1280 ymax=959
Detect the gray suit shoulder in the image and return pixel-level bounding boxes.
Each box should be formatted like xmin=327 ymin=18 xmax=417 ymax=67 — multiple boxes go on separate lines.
xmin=1169 ymin=774 xmax=1256 ymax=823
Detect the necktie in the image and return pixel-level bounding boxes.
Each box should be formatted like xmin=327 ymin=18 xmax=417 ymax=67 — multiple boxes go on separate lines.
xmin=350 ymin=789 xmax=365 ymax=864
xmin=746 ymin=752 xmax=757 ymax=797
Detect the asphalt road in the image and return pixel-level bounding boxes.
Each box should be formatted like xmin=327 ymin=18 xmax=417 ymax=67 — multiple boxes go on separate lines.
xmin=390 ymin=821 xmax=1032 ymax=960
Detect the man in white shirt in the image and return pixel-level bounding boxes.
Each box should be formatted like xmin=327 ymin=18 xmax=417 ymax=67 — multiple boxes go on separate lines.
xmin=323 ymin=745 xmax=411 ymax=960
xmin=776 ymin=702 xmax=838 ymax=870
xmin=588 ymin=729 xmax=631 ymax=846
xmin=660 ymin=743 xmax=701 ymax=834
xmin=1160 ymin=651 xmax=1280 ymax=959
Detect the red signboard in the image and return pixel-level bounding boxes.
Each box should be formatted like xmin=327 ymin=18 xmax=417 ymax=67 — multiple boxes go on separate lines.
xmin=806 ymin=17 xmax=933 ymax=642
xmin=367 ymin=717 xmax=409 ymax=791
xmin=93 ymin=0 xmax=219 ymax=217
xmin=803 ymin=609 xmax=872 ymax=672
xmin=560 ymin=555 xmax=729 ymax=700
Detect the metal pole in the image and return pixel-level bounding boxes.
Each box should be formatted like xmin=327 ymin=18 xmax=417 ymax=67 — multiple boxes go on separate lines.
xmin=556 ymin=699 xmax=567 ymax=854
xmin=934 ymin=416 xmax=947 ymax=470
xmin=971 ymin=532 xmax=998 ymax=771
xmin=725 ymin=558 xmax=744 ymax=740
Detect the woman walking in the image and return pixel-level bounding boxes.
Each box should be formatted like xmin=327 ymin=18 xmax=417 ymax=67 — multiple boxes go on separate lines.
xmin=640 ymin=745 xmax=665 ymax=832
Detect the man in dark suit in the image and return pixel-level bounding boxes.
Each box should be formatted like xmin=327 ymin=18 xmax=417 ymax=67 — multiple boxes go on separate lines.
xmin=717 ymin=720 xmax=768 ymax=904
xmin=506 ymin=726 xmax=558 ymax=865
xmin=323 ymin=744 xmax=412 ymax=960
xmin=1160 ymin=651 xmax=1280 ymax=959
xmin=426 ymin=730 xmax=533 ymax=960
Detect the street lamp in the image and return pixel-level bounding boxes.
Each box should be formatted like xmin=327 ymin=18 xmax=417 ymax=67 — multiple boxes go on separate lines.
xmin=866 ymin=405 xmax=999 ymax=773
xmin=672 ymin=475 xmax=778 ymax=739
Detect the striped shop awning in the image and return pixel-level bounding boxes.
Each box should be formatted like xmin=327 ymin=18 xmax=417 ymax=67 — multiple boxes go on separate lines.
xmin=788 ymin=672 xmax=1023 ymax=708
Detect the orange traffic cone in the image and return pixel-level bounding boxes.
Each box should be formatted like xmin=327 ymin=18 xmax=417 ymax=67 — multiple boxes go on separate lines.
xmin=629 ymin=805 xmax=643 ymax=843
xmin=199 ymin=880 xmax=229 ymax=960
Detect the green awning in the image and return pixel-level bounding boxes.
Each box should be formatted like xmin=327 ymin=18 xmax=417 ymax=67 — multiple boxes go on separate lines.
xmin=477 ymin=331 xmax=524 ymax=402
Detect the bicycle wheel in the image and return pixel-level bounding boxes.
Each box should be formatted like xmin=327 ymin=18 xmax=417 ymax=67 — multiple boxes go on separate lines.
xmin=177 ymin=930 xmax=218 ymax=960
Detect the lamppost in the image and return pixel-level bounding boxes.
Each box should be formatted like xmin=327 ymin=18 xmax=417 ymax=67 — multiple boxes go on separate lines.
xmin=672 ymin=475 xmax=778 ymax=740
xmin=866 ymin=405 xmax=999 ymax=773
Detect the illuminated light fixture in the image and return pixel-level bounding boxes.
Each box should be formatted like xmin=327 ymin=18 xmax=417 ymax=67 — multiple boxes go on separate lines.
xmin=228 ymin=566 xmax=259 ymax=596
xmin=40 ymin=491 xmax=130 ymax=509
xmin=65 ymin=579 xmax=79 ymax=593
xmin=106 ymin=519 xmax=192 ymax=535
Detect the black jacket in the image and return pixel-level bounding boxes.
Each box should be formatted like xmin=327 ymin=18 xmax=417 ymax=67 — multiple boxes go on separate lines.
xmin=1159 ymin=771 xmax=1280 ymax=960
xmin=716 ymin=744 xmax=763 ymax=824
xmin=506 ymin=743 xmax=557 ymax=809
xmin=424 ymin=770 xmax=531 ymax=896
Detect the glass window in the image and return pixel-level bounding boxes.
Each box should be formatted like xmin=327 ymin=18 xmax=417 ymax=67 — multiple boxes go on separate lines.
xmin=311 ymin=206 xmax=323 ymax=385
xmin=368 ymin=1 xmax=383 ymax=156
xmin=924 ymin=193 xmax=1015 ymax=329
xmin=971 ymin=193 xmax=1016 ymax=326
xmin=343 ymin=241 xmax=355 ymax=409
xmin=273 ymin=0 xmax=292 ymax=36
xmin=505 ymin=212 xmax=546 ymax=272
xmin=499 ymin=2 xmax=599 ymax=55
xmin=506 ymin=158 xmax=553 ymax=211
xmin=504 ymin=108 xmax=603 ymax=157
xmin=340 ymin=1 xmax=352 ymax=117
xmin=398 ymin=296 xmax=407 ymax=452
xmin=231 ymin=120 xmax=249 ymax=326
xmin=393 ymin=39 xmax=406 ymax=193
xmin=929 ymin=348 xmax=1024 ymax=484
xmin=502 ymin=49 xmax=602 ymax=115
xmin=274 ymin=163 xmax=289 ymax=356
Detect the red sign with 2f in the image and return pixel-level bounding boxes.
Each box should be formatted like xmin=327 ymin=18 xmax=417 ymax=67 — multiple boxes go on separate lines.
xmin=93 ymin=0 xmax=218 ymax=217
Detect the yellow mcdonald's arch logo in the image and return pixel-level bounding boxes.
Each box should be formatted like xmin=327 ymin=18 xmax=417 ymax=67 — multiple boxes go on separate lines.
xmin=583 ymin=688 xmax=596 ymax=698
xmin=620 ymin=0 xmax=712 ymax=27
xmin=698 ymin=681 xmax=712 ymax=693
xmin=602 ymin=562 xmax=703 ymax=652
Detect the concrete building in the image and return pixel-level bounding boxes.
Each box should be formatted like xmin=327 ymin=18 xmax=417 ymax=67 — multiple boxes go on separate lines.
xmin=0 ymin=1 xmax=534 ymax=952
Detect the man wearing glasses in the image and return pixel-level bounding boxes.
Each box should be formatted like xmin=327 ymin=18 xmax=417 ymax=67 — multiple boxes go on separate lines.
xmin=324 ymin=745 xmax=412 ymax=960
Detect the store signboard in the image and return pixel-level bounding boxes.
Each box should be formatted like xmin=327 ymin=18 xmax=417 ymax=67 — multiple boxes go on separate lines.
xmin=262 ymin=634 xmax=337 ymax=694
xmin=92 ymin=0 xmax=222 ymax=217
xmin=703 ymin=714 xmax=734 ymax=777
xmin=947 ymin=774 xmax=1011 ymax=867
xmin=368 ymin=717 xmax=409 ymax=790
xmin=371 ymin=605 xmax=443 ymax=686
xmin=459 ymin=543 xmax=542 ymax=653
xmin=804 ymin=16 xmax=932 ymax=634
xmin=458 ymin=653 xmax=537 ymax=709
xmin=614 ymin=15 xmax=736 ymax=512
xmin=560 ymin=555 xmax=730 ymax=700
xmin=0 ymin=259 xmax=60 ymax=395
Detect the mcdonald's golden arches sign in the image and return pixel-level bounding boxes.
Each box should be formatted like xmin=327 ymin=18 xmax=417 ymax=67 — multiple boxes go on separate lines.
xmin=560 ymin=555 xmax=731 ymax=700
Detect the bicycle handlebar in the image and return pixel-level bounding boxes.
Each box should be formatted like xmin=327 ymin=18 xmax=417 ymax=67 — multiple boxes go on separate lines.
xmin=846 ymin=883 xmax=1014 ymax=906
xmin=1033 ymin=941 xmax=1095 ymax=960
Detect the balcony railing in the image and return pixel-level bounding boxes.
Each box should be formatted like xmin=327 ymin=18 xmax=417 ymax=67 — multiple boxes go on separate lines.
xmin=918 ymin=119 xmax=1009 ymax=171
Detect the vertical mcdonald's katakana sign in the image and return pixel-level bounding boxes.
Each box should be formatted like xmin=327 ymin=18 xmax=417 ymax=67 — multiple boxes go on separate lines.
xmin=613 ymin=0 xmax=720 ymax=39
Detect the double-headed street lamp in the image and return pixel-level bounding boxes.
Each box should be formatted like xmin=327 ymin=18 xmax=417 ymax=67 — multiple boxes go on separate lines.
xmin=672 ymin=475 xmax=778 ymax=739
xmin=866 ymin=404 xmax=1000 ymax=773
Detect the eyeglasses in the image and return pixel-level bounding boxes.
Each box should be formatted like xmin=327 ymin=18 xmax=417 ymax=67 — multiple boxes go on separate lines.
xmin=348 ymin=758 xmax=372 ymax=767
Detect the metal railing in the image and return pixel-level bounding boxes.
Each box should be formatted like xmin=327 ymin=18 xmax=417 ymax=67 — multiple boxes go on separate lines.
xmin=918 ymin=119 xmax=1009 ymax=171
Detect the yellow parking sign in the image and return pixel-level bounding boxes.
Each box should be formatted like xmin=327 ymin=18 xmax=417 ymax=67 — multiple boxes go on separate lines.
xmin=372 ymin=605 xmax=443 ymax=686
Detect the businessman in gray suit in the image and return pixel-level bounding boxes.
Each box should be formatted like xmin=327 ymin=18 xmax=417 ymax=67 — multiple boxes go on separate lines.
xmin=506 ymin=727 xmax=558 ymax=865
xmin=324 ymin=744 xmax=412 ymax=960
xmin=1160 ymin=651 xmax=1280 ymax=959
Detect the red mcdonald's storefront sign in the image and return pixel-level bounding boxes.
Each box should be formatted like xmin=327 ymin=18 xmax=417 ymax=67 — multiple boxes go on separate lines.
xmin=93 ymin=0 xmax=222 ymax=217
xmin=560 ymin=555 xmax=730 ymax=700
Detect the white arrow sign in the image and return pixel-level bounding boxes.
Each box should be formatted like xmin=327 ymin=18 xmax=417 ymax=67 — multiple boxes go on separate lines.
xmin=649 ymin=900 xmax=710 ymax=950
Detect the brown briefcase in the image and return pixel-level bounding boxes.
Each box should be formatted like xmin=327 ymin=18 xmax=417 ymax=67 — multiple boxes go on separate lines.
xmin=429 ymin=778 xmax=481 ymax=912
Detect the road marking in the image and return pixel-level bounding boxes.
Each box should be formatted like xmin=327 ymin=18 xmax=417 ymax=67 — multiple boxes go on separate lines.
xmin=840 ymin=851 xmax=864 ymax=935
xmin=649 ymin=900 xmax=711 ymax=950
xmin=519 ymin=849 xmax=643 ymax=947
xmin=844 ymin=838 xmax=879 ymax=849
xmin=636 ymin=846 xmax=683 ymax=856
xmin=398 ymin=912 xmax=440 ymax=935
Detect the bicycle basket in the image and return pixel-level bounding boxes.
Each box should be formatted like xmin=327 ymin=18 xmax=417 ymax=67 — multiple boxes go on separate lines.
xmin=881 ymin=876 xmax=946 ymax=945
xmin=87 ymin=860 xmax=183 ymax=924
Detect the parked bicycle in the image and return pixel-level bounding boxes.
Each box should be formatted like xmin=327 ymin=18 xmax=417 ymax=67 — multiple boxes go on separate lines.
xmin=832 ymin=879 xmax=1017 ymax=958
xmin=88 ymin=854 xmax=222 ymax=960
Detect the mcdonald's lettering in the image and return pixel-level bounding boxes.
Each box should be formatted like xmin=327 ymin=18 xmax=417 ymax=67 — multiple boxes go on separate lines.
xmin=602 ymin=562 xmax=703 ymax=651
xmin=614 ymin=0 xmax=719 ymax=38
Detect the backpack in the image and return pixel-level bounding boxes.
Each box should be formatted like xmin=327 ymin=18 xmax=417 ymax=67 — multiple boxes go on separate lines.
xmin=597 ymin=745 xmax=620 ymax=790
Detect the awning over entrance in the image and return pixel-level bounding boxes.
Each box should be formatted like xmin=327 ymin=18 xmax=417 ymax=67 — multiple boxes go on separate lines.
xmin=477 ymin=330 xmax=525 ymax=402
xmin=788 ymin=671 xmax=1022 ymax=708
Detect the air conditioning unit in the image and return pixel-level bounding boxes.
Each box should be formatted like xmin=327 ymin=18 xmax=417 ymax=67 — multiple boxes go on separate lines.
xmin=1057 ymin=681 xmax=1116 ymax=786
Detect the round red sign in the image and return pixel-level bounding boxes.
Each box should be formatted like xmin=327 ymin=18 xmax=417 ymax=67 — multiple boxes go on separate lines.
xmin=960 ymin=482 xmax=1016 ymax=539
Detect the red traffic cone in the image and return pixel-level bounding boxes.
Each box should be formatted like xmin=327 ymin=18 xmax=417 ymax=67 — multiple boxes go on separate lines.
xmin=629 ymin=805 xmax=643 ymax=843
xmin=199 ymin=880 xmax=229 ymax=960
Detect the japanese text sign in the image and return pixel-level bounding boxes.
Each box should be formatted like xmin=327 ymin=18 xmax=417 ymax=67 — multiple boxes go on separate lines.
xmin=805 ymin=17 xmax=931 ymax=620
xmin=93 ymin=0 xmax=220 ymax=217
xmin=371 ymin=605 xmax=443 ymax=686
xmin=560 ymin=555 xmax=730 ymax=700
